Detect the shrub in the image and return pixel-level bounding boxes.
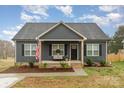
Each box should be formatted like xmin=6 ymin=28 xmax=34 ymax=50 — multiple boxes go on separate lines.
xmin=29 ymin=62 xmax=34 ymax=68
xmin=60 ymin=62 xmax=69 ymax=68
xmin=43 ymin=63 xmax=48 ymax=68
xmin=100 ymin=60 xmax=106 ymax=66
xmin=86 ymin=58 xmax=93 ymax=66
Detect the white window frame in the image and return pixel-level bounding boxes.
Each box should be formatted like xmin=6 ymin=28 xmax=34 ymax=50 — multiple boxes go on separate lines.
xmin=52 ymin=44 xmax=65 ymax=56
xmin=24 ymin=43 xmax=37 ymax=56
xmin=86 ymin=43 xmax=99 ymax=56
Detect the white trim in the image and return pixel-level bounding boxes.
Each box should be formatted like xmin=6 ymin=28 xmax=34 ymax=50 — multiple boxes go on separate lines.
xmin=39 ymin=39 xmax=83 ymax=41
xmin=86 ymin=43 xmax=99 ymax=56
xmin=81 ymin=40 xmax=84 ymax=64
xmin=106 ymin=41 xmax=108 ymax=62
xmin=39 ymin=41 xmax=41 ymax=63
xmin=70 ymin=44 xmax=79 ymax=60
xmin=52 ymin=44 xmax=65 ymax=56
xmin=15 ymin=41 xmax=16 ymax=63
xmin=24 ymin=43 xmax=37 ymax=56
xmin=36 ymin=22 xmax=87 ymax=40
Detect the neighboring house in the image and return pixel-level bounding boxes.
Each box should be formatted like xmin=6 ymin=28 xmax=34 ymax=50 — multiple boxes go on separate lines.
xmin=12 ymin=22 xmax=110 ymax=65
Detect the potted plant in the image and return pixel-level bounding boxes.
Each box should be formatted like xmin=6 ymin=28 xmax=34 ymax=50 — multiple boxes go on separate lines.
xmin=64 ymin=56 xmax=69 ymax=61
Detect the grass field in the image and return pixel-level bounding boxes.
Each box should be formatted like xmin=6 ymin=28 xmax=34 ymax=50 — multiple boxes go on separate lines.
xmin=0 ymin=58 xmax=15 ymax=72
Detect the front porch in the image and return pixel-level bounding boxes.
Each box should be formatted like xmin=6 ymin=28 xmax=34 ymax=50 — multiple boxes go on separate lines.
xmin=38 ymin=40 xmax=84 ymax=66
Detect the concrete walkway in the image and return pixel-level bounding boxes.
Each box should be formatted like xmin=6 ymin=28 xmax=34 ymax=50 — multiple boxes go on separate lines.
xmin=0 ymin=77 xmax=24 ymax=88
xmin=0 ymin=68 xmax=87 ymax=87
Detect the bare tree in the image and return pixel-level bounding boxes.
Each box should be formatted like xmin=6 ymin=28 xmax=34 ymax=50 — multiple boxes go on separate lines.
xmin=0 ymin=40 xmax=14 ymax=59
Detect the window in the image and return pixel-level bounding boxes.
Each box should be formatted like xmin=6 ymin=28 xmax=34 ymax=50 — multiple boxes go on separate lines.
xmin=52 ymin=44 xmax=64 ymax=56
xmin=86 ymin=44 xmax=99 ymax=56
xmin=24 ymin=44 xmax=37 ymax=56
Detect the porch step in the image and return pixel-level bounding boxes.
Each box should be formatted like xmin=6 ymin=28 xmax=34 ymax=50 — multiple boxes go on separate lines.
xmin=48 ymin=63 xmax=61 ymax=68
xmin=71 ymin=63 xmax=83 ymax=69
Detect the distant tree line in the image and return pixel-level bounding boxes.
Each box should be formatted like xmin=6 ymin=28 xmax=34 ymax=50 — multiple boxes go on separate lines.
xmin=108 ymin=25 xmax=124 ymax=54
xmin=0 ymin=40 xmax=14 ymax=59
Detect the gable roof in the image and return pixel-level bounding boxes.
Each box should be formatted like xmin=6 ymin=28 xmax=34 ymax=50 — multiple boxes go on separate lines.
xmin=12 ymin=22 xmax=110 ymax=41
xmin=36 ymin=22 xmax=87 ymax=40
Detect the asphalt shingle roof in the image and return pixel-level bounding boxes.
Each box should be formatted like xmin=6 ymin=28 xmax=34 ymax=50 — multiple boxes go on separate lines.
xmin=12 ymin=22 xmax=110 ymax=40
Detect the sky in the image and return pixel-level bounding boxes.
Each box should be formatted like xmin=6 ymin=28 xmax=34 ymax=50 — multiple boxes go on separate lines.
xmin=0 ymin=5 xmax=124 ymax=41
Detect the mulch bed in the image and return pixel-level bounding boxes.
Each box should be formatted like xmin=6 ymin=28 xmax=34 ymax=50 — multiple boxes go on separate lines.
xmin=0 ymin=66 xmax=74 ymax=73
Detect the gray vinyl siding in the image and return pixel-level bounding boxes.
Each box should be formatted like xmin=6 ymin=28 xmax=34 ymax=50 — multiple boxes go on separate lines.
xmin=84 ymin=40 xmax=106 ymax=62
xmin=42 ymin=41 xmax=81 ymax=60
xmin=40 ymin=24 xmax=83 ymax=39
xmin=16 ymin=41 xmax=37 ymax=62
xmin=15 ymin=40 xmax=107 ymax=62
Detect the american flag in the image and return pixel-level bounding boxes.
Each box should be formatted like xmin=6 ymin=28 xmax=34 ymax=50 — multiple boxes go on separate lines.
xmin=35 ymin=45 xmax=39 ymax=62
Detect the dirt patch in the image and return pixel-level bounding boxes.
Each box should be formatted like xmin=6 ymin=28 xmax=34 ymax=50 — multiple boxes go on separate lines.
xmin=0 ymin=66 xmax=74 ymax=73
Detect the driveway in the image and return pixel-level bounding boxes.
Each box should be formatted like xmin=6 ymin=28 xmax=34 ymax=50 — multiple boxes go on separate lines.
xmin=0 ymin=76 xmax=24 ymax=88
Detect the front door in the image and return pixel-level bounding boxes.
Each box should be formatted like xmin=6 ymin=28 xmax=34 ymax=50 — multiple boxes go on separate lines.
xmin=71 ymin=44 xmax=77 ymax=60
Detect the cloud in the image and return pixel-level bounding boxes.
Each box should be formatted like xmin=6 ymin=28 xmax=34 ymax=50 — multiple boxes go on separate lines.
xmin=21 ymin=12 xmax=41 ymax=22
xmin=22 ymin=5 xmax=49 ymax=17
xmin=21 ymin=6 xmax=49 ymax=22
xmin=99 ymin=6 xmax=119 ymax=12
xmin=78 ymin=15 xmax=109 ymax=26
xmin=55 ymin=6 xmax=73 ymax=17
xmin=77 ymin=12 xmax=123 ymax=26
xmin=106 ymin=13 xmax=123 ymax=21
xmin=3 ymin=30 xmax=17 ymax=36
xmin=2 ymin=24 xmax=23 ymax=39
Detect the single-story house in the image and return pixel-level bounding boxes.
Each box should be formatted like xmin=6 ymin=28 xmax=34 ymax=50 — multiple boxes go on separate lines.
xmin=12 ymin=22 xmax=110 ymax=65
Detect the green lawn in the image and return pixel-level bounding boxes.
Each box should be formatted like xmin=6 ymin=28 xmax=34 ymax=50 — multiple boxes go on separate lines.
xmin=12 ymin=62 xmax=124 ymax=88
xmin=85 ymin=62 xmax=124 ymax=76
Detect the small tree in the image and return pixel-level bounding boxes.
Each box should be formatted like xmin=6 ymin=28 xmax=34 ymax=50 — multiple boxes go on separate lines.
xmin=108 ymin=26 xmax=124 ymax=53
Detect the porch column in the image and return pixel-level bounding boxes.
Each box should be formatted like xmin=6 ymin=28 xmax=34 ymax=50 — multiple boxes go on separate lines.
xmin=106 ymin=41 xmax=108 ymax=62
xmin=81 ymin=40 xmax=84 ymax=65
xmin=39 ymin=41 xmax=42 ymax=63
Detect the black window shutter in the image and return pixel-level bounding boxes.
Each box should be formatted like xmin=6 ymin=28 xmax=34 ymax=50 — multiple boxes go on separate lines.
xmin=99 ymin=44 xmax=102 ymax=56
xmin=65 ymin=44 xmax=67 ymax=56
xmin=49 ymin=44 xmax=52 ymax=56
xmin=84 ymin=44 xmax=86 ymax=56
xmin=22 ymin=44 xmax=24 ymax=56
